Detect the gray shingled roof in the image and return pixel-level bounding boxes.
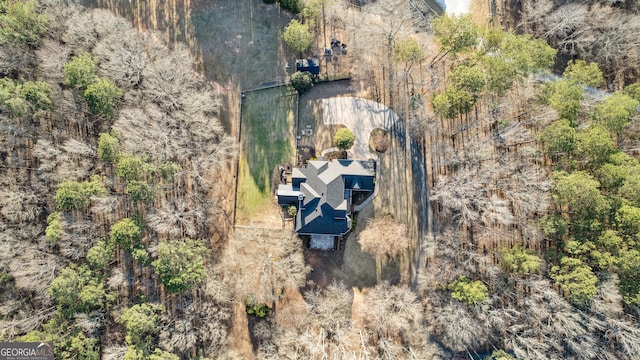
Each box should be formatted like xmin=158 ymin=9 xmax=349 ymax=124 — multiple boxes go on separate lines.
xmin=283 ymin=160 xmax=374 ymax=235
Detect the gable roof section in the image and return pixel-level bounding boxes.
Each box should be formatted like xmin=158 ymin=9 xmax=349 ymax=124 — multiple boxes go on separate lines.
xmin=289 ymin=160 xmax=374 ymax=235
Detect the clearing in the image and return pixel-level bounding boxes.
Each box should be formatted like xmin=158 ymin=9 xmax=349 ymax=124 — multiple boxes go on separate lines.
xmin=235 ymin=86 xmax=297 ymax=226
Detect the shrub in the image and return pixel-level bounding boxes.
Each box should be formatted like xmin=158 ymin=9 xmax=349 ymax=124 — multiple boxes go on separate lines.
xmin=287 ymin=205 xmax=297 ymax=217
xmin=334 ymin=128 xmax=355 ymax=150
xmin=290 ymin=71 xmax=312 ymax=94
xmin=246 ymin=303 xmax=270 ymax=318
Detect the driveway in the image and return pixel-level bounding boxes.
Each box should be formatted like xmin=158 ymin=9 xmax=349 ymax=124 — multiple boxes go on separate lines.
xmin=322 ymin=97 xmax=399 ymax=160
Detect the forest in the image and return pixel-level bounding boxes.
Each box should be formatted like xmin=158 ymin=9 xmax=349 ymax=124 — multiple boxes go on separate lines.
xmin=1 ymin=0 xmax=640 ymax=359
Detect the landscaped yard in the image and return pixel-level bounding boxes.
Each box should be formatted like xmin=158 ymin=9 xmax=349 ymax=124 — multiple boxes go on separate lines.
xmin=236 ymin=86 xmax=297 ymax=225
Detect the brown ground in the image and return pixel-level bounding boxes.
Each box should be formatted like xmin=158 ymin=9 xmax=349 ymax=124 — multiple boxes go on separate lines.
xmin=230 ymin=299 xmax=256 ymax=360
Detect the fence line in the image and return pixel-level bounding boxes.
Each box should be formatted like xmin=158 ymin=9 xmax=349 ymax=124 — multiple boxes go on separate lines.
xmin=232 ymin=76 xmax=353 ymax=226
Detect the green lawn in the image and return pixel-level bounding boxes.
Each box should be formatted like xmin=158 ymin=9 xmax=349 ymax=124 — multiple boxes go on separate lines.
xmin=236 ymin=86 xmax=296 ymax=223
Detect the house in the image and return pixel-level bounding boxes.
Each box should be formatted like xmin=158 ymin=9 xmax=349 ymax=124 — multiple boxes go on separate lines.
xmin=277 ymin=160 xmax=375 ymax=246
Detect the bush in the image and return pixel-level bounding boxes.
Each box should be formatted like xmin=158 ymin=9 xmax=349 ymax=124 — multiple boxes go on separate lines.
xmin=287 ymin=205 xmax=297 ymax=217
xmin=279 ymin=0 xmax=301 ymax=13
xmin=290 ymin=71 xmax=312 ymax=94
xmin=246 ymin=303 xmax=270 ymax=318
xmin=334 ymin=128 xmax=355 ymax=150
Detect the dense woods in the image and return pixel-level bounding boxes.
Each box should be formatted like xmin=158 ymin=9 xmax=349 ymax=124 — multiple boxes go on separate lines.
xmin=0 ymin=0 xmax=232 ymax=358
xmin=2 ymin=0 xmax=640 ymax=359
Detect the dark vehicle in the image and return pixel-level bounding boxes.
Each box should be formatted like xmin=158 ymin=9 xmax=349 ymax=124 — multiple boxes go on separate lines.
xmin=295 ymin=58 xmax=320 ymax=75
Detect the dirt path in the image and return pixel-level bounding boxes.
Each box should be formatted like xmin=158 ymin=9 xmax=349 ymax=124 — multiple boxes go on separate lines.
xmin=229 ymin=299 xmax=256 ymax=360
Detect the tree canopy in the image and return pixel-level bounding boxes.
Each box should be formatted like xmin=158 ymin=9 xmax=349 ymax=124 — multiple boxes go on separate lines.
xmin=64 ymin=53 xmax=97 ymax=89
xmin=120 ymin=303 xmax=164 ymax=354
xmin=500 ymin=245 xmax=542 ymax=274
xmin=537 ymin=119 xmax=577 ymax=158
xmin=97 ymin=132 xmax=120 ymax=163
xmin=49 ymin=264 xmax=106 ymax=317
xmin=393 ymin=37 xmax=424 ymax=63
xmin=592 ymin=93 xmax=639 ymax=135
xmin=0 ymin=0 xmax=47 ymax=46
xmin=431 ymin=15 xmax=478 ymax=60
xmin=109 ymin=218 xmax=142 ymax=251
xmin=152 ymin=238 xmax=207 ymax=294
xmin=84 ymin=77 xmax=123 ymax=117
xmin=283 ymin=19 xmax=314 ymax=54
xmin=551 ymin=257 xmax=598 ymax=307
xmin=290 ymin=71 xmax=312 ymax=94
xmin=564 ymin=59 xmax=604 ymax=88
xmin=447 ymin=276 xmax=488 ymax=306
xmin=54 ymin=177 xmax=106 ymax=211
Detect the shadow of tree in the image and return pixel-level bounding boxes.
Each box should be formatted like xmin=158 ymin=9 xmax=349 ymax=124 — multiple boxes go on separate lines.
xmin=241 ymin=86 xmax=296 ymax=194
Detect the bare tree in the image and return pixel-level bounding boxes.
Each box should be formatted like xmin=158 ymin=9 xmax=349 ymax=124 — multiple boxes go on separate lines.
xmin=35 ymin=39 xmax=70 ymax=84
xmin=159 ymin=298 xmax=229 ymax=358
xmin=102 ymin=345 xmax=127 ymax=360
xmin=430 ymin=297 xmax=490 ymax=353
xmin=0 ymin=190 xmax=40 ymax=224
xmin=63 ymin=8 xmax=131 ymax=52
xmin=94 ymin=28 xmax=146 ymax=89
xmin=223 ymin=228 xmax=310 ymax=307
xmin=432 ymin=150 xmax=550 ymax=229
xmin=355 ymin=283 xmax=435 ymax=358
xmin=358 ymin=214 xmax=410 ymax=283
